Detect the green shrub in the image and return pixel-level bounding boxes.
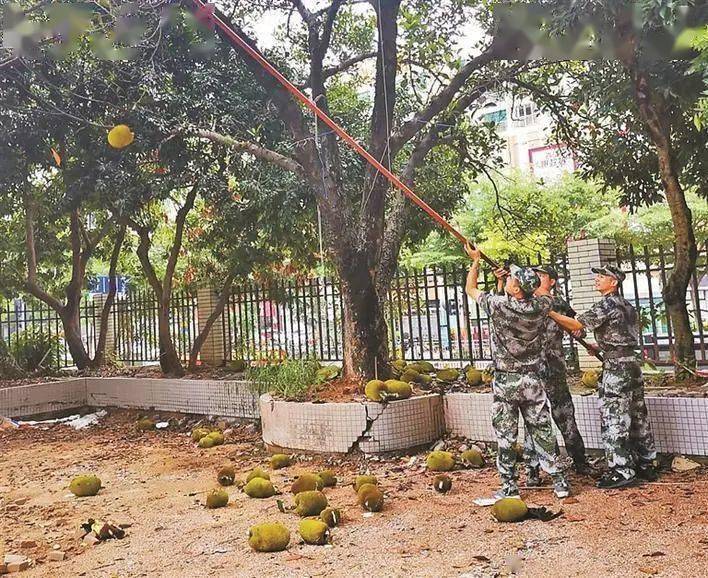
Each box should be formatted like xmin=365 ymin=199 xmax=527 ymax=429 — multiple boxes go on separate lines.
xmin=8 ymin=327 xmax=64 ymax=373
xmin=246 ymin=359 xmax=321 ymax=400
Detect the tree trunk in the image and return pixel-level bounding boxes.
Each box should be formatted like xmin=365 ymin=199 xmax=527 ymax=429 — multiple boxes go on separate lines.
xmin=188 ymin=276 xmax=234 ymax=371
xmin=157 ymin=301 xmax=184 ymax=377
xmin=631 ymin=73 xmax=698 ymax=378
xmin=60 ymin=308 xmax=91 ymax=370
xmin=339 ymin=254 xmax=390 ymax=382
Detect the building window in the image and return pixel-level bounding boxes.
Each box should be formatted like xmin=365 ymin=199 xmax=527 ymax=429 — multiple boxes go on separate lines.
xmin=511 ymin=102 xmax=539 ymax=127
xmin=480 ymin=109 xmax=507 ymax=129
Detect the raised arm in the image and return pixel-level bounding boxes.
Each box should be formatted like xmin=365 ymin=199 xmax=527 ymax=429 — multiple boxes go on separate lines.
xmin=549 ymin=310 xmax=584 ymax=333
xmin=464 ymin=241 xmax=483 ymax=301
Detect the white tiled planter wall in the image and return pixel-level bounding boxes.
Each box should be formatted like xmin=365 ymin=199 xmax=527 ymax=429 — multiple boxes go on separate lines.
xmin=2 ymin=380 xmax=707 ymax=456
xmin=260 ymin=393 xmax=445 ymax=454
xmin=445 ymin=393 xmax=708 ymax=457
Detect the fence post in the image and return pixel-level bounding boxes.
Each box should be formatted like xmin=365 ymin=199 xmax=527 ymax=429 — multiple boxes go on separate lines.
xmin=196 ymin=284 xmax=226 ymax=367
xmin=566 ymin=238 xmax=617 ymax=370
xmin=93 ymin=293 xmax=116 ymax=357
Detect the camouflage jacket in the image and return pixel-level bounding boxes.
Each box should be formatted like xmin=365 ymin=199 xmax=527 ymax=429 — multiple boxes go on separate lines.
xmin=577 ymin=293 xmax=639 ymax=364
xmin=542 ymin=295 xmax=576 ymax=378
xmin=477 ymin=292 xmax=552 ymax=373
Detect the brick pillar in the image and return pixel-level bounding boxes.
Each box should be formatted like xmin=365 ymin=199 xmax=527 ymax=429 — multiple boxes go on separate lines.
xmin=567 ymin=238 xmax=617 ymax=370
xmin=93 ymin=293 xmax=116 ymax=357
xmin=196 ymin=284 xmax=225 ymax=367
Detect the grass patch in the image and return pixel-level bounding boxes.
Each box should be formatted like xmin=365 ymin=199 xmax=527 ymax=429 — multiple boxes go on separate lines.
xmin=245 ymin=359 xmax=321 ymax=401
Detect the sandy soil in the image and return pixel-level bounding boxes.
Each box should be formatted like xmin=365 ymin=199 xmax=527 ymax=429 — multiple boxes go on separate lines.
xmin=1 ymin=410 xmax=707 ymax=578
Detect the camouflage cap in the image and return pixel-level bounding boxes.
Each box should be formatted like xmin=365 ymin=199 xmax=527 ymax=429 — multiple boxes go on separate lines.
xmin=591 ymin=264 xmax=626 ymax=283
xmin=532 ymin=264 xmax=558 ymax=280
xmin=509 ymin=264 xmax=541 ymax=296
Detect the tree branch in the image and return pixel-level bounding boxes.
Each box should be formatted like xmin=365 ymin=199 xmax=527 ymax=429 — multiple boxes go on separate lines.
xmin=188 ymin=274 xmax=235 ymax=370
xmin=130 ymin=221 xmax=163 ymax=300
xmin=192 ymin=129 xmax=305 ymax=176
xmin=297 ymin=51 xmax=377 ymax=89
xmin=389 ymin=43 xmax=499 ymax=155
xmin=23 ymin=195 xmax=64 ymax=313
xmin=164 ymin=183 xmax=199 ymax=300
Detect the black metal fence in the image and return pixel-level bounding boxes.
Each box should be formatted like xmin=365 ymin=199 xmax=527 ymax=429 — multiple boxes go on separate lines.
xmin=221 ymin=255 xmax=574 ymax=366
xmin=2 ymin=242 xmax=706 ymax=370
xmin=617 ymin=241 xmax=708 ymax=365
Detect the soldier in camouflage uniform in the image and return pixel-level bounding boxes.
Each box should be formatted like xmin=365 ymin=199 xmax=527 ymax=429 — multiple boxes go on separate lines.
xmin=523 ymin=265 xmax=589 ymax=486
xmin=550 ymin=265 xmax=658 ymax=489
xmin=465 ymin=244 xmax=570 ymax=499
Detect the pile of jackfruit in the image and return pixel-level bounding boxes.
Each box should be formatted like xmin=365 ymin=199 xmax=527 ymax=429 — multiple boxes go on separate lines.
xmin=364 ymin=361 xmax=493 ymax=402
xmin=190 ymin=427 xmax=226 ymax=448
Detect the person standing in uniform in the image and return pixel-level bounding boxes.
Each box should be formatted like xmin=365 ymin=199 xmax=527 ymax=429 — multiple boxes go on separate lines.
xmin=465 ymin=243 xmax=571 ymax=499
xmin=523 ymin=265 xmax=590 ymax=486
xmin=549 ymin=265 xmax=658 ymax=489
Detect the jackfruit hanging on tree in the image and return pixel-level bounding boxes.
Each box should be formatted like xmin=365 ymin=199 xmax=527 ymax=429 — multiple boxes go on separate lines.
xmin=206 ymin=489 xmax=229 ymax=509
xmin=426 ymin=451 xmax=455 ymax=471
xmin=107 ymin=124 xmax=134 ymax=149
xmin=248 ymin=522 xmax=290 ymax=552
xmin=294 ymin=490 xmax=328 ymax=516
xmin=299 ymin=519 xmax=330 ymax=545
xmin=69 ymin=474 xmax=102 ymax=497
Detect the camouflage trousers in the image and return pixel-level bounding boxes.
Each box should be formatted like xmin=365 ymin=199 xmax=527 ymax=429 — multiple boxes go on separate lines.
xmin=599 ymin=361 xmax=657 ymax=478
xmin=491 ymin=371 xmax=566 ymax=492
xmin=523 ymin=370 xmax=586 ymax=468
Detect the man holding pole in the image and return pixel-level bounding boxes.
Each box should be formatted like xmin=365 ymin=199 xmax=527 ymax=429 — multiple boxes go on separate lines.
xmin=523 ymin=265 xmax=590 ymax=486
xmin=465 ymin=243 xmax=571 ymax=499
xmin=549 ymin=265 xmax=658 ymax=489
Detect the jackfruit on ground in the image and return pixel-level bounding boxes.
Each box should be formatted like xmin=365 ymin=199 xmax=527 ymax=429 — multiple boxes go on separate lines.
xmin=246 ymin=467 xmax=271 ymax=483
xmin=400 ymin=368 xmax=421 ymax=383
xmin=136 ymin=418 xmax=156 ymax=431
xmin=291 ymin=473 xmax=324 ymax=494
xmin=436 ymin=368 xmax=459 ymax=382
xmin=353 ymin=475 xmax=378 ymax=492
xmin=426 ymin=451 xmax=455 ymax=471
xmin=365 ymin=379 xmax=387 ymax=402
xmin=391 ymin=359 xmax=407 ymax=371
xmin=315 ymin=365 xmax=340 ymax=383
xmin=320 ymin=507 xmax=342 ymax=527
xmin=481 ymin=368 xmax=494 ymax=384
xmin=408 ymin=361 xmax=435 ymax=374
xmin=492 ymin=497 xmax=528 ymax=522
xmin=217 ymin=466 xmax=236 ymax=486
xmin=294 ymin=490 xmax=328 ymax=517
xmin=206 ymin=489 xmax=229 ymax=509
xmin=433 ymin=474 xmax=452 ymax=493
xmin=383 ymin=380 xmax=412 ymax=400
xmin=207 ymin=431 xmax=225 ymax=446
xmin=198 ymin=436 xmax=216 ymax=448
xmin=244 ymin=478 xmax=276 ymax=498
xmin=191 ymin=427 xmax=210 ymax=442
xmin=357 ymin=483 xmax=384 ymax=512
xmin=418 ymin=374 xmax=433 ymax=387
xmin=460 ymin=448 xmax=485 ymax=468
xmin=69 ymin=474 xmax=101 ymax=497
xmin=248 ymin=522 xmax=290 ymax=552
xmin=581 ymin=369 xmax=601 ymax=388
xmin=270 ymin=454 xmax=291 ymax=469
xmin=465 ymin=367 xmax=483 ymax=386
xmin=317 ymin=470 xmax=337 ymax=487
xmin=299 ymin=519 xmax=330 ymax=545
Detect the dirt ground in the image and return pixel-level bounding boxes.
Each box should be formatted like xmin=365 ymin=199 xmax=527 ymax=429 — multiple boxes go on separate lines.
xmin=1 ymin=410 xmax=707 ymax=578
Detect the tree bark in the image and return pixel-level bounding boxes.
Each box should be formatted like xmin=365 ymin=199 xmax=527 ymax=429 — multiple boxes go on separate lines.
xmin=632 ymin=72 xmax=698 ymax=378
